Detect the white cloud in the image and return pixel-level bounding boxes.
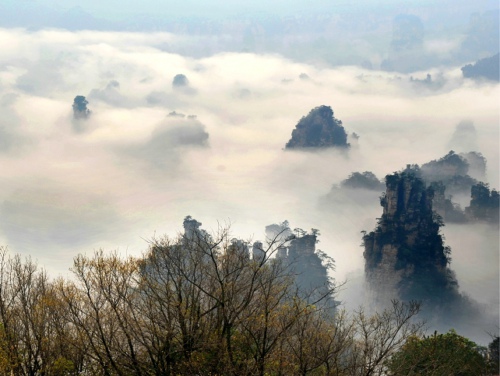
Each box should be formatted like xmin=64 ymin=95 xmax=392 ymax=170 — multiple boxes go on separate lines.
xmin=0 ymin=29 xmax=497 ymax=330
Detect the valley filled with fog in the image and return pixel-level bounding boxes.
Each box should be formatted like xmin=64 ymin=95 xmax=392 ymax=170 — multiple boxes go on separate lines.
xmin=0 ymin=0 xmax=498 ymax=346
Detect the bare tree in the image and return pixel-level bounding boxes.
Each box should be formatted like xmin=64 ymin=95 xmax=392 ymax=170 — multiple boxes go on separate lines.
xmin=0 ymin=221 xmax=426 ymax=376
xmin=346 ymin=300 xmax=424 ymax=376
xmin=0 ymin=248 xmax=80 ymax=376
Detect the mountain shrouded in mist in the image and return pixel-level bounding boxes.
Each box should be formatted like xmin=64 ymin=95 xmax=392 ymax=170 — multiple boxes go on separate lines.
xmin=381 ymin=14 xmax=425 ymax=73
xmin=461 ymin=53 xmax=500 ymax=82
xmin=417 ymin=151 xmax=498 ymax=224
xmin=176 ymin=217 xmax=336 ymax=306
xmin=285 ymin=105 xmax=349 ymax=149
xmin=363 ymin=167 xmax=478 ymax=325
xmin=340 ymin=171 xmax=385 ymax=191
xmin=420 ymin=150 xmax=477 ymax=195
xmin=0 ymin=0 xmax=497 ymax=352
xmin=265 ymin=221 xmax=336 ymax=308
xmin=72 ymin=95 xmax=91 ymax=120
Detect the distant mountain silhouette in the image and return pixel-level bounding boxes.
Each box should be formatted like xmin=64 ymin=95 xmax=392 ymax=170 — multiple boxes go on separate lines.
xmin=461 ymin=53 xmax=499 ymax=82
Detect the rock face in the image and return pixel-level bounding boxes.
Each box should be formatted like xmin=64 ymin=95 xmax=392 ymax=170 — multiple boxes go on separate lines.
xmin=363 ymin=167 xmax=461 ymax=310
xmin=285 ymin=106 xmax=349 ymax=149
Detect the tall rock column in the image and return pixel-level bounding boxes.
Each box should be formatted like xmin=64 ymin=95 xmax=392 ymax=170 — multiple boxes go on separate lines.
xmin=363 ymin=168 xmax=458 ymax=309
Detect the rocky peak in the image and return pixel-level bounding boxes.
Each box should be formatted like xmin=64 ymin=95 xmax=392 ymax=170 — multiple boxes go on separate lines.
xmin=382 ymin=167 xmax=433 ymax=223
xmin=363 ymin=168 xmax=459 ymax=309
xmin=285 ymin=105 xmax=350 ymax=149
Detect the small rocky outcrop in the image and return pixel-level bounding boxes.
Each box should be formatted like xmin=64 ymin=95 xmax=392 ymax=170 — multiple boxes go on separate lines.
xmin=172 ymin=74 xmax=189 ymax=88
xmin=182 ymin=215 xmax=211 ymax=243
xmin=285 ymin=106 xmax=350 ymax=149
xmin=363 ymin=167 xmax=462 ymax=312
xmin=72 ymin=95 xmax=91 ymax=120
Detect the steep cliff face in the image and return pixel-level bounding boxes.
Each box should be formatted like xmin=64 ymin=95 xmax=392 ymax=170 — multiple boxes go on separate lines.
xmin=285 ymin=106 xmax=350 ymax=149
xmin=363 ymin=168 xmax=460 ymax=309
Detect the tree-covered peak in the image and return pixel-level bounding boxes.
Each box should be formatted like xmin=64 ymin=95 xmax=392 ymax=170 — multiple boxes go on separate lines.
xmin=285 ymin=105 xmax=350 ymax=149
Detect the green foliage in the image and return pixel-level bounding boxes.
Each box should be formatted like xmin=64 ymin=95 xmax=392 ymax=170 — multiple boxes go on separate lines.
xmin=488 ymin=336 xmax=499 ymax=374
xmin=50 ymin=357 xmax=75 ymax=376
xmin=387 ymin=330 xmax=489 ymax=376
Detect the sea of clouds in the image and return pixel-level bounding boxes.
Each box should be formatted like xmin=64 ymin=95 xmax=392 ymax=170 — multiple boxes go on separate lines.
xmin=0 ymin=28 xmax=497 ymax=341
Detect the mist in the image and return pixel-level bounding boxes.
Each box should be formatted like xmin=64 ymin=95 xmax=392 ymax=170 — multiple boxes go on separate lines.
xmin=0 ymin=23 xmax=498 ymax=344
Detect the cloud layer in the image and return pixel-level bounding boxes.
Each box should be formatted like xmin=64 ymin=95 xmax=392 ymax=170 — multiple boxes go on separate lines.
xmin=0 ymin=29 xmax=497 ymax=340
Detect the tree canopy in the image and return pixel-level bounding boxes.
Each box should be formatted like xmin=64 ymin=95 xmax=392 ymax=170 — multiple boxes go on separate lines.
xmin=387 ymin=330 xmax=489 ymax=376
